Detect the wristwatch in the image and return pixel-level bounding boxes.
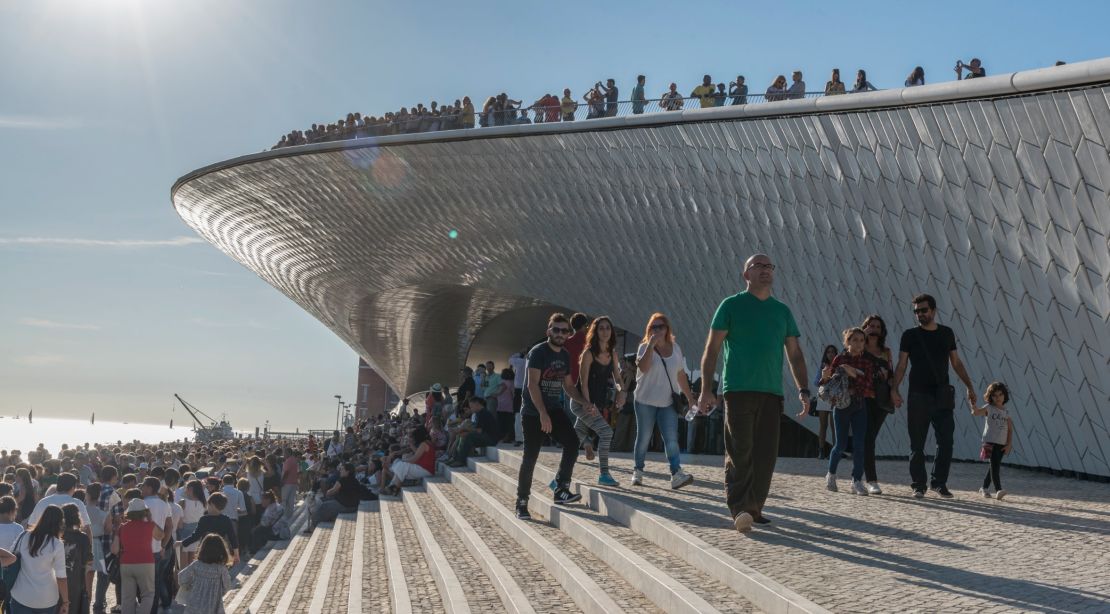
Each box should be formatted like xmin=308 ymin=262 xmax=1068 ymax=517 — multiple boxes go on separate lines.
xmin=798 ymin=388 xmax=811 ymax=396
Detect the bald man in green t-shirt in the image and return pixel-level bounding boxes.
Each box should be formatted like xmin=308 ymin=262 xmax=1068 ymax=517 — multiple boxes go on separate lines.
xmin=697 ymin=254 xmax=810 ymax=533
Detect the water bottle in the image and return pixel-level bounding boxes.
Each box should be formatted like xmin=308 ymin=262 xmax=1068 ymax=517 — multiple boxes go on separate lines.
xmin=685 ymin=406 xmax=699 ymax=422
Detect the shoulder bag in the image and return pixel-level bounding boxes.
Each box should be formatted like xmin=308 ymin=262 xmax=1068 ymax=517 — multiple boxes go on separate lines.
xmin=0 ymin=532 xmax=24 ymax=593
xmin=655 ymin=348 xmax=686 ymax=412
xmin=871 ymin=352 xmax=896 ymax=413
xmin=915 ymin=329 xmax=956 ymax=411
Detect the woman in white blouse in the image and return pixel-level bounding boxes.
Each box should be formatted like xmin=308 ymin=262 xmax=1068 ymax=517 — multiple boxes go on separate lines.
xmin=2 ymin=504 xmax=68 ymax=613
xmin=633 ymin=313 xmax=698 ymax=490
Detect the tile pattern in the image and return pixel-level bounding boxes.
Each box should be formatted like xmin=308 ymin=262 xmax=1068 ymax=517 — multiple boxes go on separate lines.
xmin=175 ymin=84 xmax=1110 ymax=477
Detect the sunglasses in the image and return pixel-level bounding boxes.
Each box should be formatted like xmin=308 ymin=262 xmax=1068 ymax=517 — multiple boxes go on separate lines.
xmin=550 ymin=327 xmax=572 ymax=334
xmin=913 ymin=308 xmax=931 ymax=315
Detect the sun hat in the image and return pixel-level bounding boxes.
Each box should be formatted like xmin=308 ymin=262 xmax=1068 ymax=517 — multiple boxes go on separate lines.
xmin=431 ymin=383 xmax=443 ymax=393
xmin=126 ymin=498 xmax=149 ymax=514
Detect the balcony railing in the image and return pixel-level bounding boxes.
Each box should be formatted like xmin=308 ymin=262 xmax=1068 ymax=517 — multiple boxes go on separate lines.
xmin=273 ymin=91 xmax=836 ymax=148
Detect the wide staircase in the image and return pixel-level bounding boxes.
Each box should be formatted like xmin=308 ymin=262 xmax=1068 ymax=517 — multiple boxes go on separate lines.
xmin=221 ymin=448 xmax=826 ymax=614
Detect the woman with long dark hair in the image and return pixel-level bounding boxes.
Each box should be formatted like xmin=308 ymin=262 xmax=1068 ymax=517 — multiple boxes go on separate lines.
xmin=633 ymin=313 xmax=697 ymax=489
xmin=382 ymin=426 xmax=435 ymax=496
xmin=8 ymin=504 xmax=69 ymax=613
xmin=851 ymin=69 xmax=877 ymax=93
xmin=14 ymin=468 xmax=36 ymax=524
xmin=813 ymin=345 xmax=839 ymax=458
xmin=904 ymin=66 xmax=925 ymax=87
xmin=178 ymin=480 xmax=207 ymax=568
xmin=861 ymin=314 xmax=894 ymax=494
xmin=570 ymin=316 xmax=625 ymax=486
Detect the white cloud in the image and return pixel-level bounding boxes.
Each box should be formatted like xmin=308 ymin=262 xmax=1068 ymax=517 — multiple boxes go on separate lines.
xmin=0 ymin=115 xmax=83 ymax=130
xmin=19 ymin=318 xmax=102 ymax=331
xmin=14 ymin=354 xmax=67 ymax=367
xmin=0 ymin=236 xmax=204 ymax=248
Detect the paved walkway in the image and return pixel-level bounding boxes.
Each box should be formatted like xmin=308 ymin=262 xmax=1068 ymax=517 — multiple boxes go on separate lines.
xmin=519 ymin=449 xmax=1110 ymax=613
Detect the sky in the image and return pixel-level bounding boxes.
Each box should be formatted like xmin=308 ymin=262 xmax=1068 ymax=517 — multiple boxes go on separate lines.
xmin=1 ymin=0 xmax=1107 ymax=431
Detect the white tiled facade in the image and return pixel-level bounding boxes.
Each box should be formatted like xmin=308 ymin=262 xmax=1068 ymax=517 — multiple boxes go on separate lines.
xmin=174 ymin=63 xmax=1110 ymax=478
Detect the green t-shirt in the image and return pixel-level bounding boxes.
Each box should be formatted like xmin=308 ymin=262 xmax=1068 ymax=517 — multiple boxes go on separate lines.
xmin=710 ymin=291 xmax=801 ymax=395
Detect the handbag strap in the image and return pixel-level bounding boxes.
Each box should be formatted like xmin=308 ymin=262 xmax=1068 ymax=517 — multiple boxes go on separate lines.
xmin=654 ymin=347 xmax=678 ymax=395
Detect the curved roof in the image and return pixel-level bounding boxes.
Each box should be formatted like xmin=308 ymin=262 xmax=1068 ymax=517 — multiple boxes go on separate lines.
xmin=174 ymin=58 xmax=1110 ymax=477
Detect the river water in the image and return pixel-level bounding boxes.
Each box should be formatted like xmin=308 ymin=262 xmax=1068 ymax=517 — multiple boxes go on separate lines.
xmin=0 ymin=416 xmax=201 ymax=454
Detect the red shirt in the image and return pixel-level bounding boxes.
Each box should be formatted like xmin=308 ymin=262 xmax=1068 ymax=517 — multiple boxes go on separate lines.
xmin=282 ymin=457 xmax=299 ymax=485
xmin=544 ymin=96 xmax=561 ymax=122
xmin=564 ymin=333 xmax=587 ymax=385
xmin=415 ymin=442 xmax=435 ymax=475
xmin=830 ymin=352 xmax=879 ymax=399
xmin=118 ymin=520 xmax=155 ymax=564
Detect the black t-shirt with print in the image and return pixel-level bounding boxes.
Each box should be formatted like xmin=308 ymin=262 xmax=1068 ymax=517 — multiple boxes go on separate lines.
xmin=899 ymin=325 xmax=958 ymax=395
xmin=521 ymin=341 xmax=570 ymax=417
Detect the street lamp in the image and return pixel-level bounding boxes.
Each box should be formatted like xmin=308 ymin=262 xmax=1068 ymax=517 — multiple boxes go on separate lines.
xmin=334 ymin=394 xmax=342 ymax=432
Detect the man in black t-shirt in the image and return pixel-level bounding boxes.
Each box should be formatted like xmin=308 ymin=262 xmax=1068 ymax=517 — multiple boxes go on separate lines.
xmin=446 ymin=397 xmax=500 ymax=467
xmin=892 ymin=294 xmax=978 ymax=498
xmin=515 ymin=312 xmax=596 ymax=519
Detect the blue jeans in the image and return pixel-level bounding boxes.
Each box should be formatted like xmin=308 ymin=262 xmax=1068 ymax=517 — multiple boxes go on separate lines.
xmin=829 ymin=398 xmax=868 ymax=481
xmin=8 ymin=598 xmax=58 ymax=614
xmin=153 ymin=548 xmax=172 ymax=610
xmin=634 ymin=401 xmax=682 ymax=474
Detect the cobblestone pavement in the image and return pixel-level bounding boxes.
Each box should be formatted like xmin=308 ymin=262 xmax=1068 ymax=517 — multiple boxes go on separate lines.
xmin=407 ymin=488 xmax=507 ymax=612
xmin=434 ymin=479 xmax=586 ymax=613
xmin=384 ymin=498 xmax=445 ymax=612
xmin=481 ymin=460 xmax=759 ymax=613
xmin=464 ymin=471 xmax=666 ymax=614
xmin=511 ymin=448 xmax=1110 ymax=613
xmin=321 ymin=514 xmax=357 ymax=612
xmin=360 ymin=503 xmax=392 ymax=614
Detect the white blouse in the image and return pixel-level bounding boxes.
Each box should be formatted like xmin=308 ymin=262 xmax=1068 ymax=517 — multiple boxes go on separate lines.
xmin=11 ymin=535 xmax=66 ymax=609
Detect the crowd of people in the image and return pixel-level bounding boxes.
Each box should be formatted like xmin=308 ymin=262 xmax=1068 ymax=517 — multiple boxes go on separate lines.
xmin=0 ymin=252 xmax=1021 ymax=612
xmin=271 ymin=58 xmax=1002 ymax=149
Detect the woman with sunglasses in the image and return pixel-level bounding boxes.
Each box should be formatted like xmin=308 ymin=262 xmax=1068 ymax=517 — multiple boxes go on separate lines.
xmin=861 ymin=315 xmax=894 ymax=494
xmin=632 ymin=313 xmax=697 ymax=489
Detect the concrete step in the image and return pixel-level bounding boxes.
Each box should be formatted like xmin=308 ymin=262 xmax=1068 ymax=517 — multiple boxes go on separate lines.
xmin=424 ymin=478 xmax=580 ymax=614
xmin=224 ymin=499 xmax=311 ymax=614
xmin=442 ymin=463 xmax=664 ymax=614
xmin=419 ymin=479 xmax=532 ymax=612
xmin=472 ymin=457 xmax=760 ymax=613
xmin=380 ymin=496 xmax=445 ymax=613
xmin=491 ymin=447 xmax=828 ymax=614
xmin=404 ymin=485 xmax=498 ymax=613
xmin=347 ymin=500 xmax=391 ymax=614
xmin=272 ymin=519 xmax=335 ymax=612
xmin=309 ymin=512 xmax=358 ymax=613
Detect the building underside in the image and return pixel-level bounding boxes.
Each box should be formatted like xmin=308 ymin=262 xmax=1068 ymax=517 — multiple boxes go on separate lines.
xmin=174 ymin=60 xmax=1110 ymax=478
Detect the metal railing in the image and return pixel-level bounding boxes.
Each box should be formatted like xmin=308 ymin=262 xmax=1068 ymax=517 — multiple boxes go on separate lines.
xmin=272 ymin=91 xmax=836 ymax=149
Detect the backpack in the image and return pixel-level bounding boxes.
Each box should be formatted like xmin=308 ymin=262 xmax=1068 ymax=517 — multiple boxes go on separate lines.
xmin=818 ymin=369 xmax=853 ymax=410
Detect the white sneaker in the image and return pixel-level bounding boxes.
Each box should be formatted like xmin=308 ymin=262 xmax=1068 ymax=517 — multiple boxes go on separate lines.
xmin=978 ymin=487 xmax=993 ymax=498
xmin=825 ymin=472 xmax=837 ymax=492
xmin=851 ymin=480 xmax=869 ymax=496
xmin=631 ymin=470 xmax=643 ymax=486
xmin=671 ymin=470 xmax=694 ymax=490
xmin=866 ymin=481 xmax=882 ymax=495
xmin=995 ymin=489 xmax=1007 ymax=501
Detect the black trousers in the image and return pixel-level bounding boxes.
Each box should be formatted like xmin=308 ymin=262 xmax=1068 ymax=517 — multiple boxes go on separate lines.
xmin=983 ymin=443 xmax=1005 ymax=490
xmin=517 ymin=410 xmax=578 ymax=500
xmin=497 ymin=412 xmax=515 ymax=442
xmin=723 ymin=391 xmax=783 ymax=519
xmin=864 ymin=398 xmax=889 ymax=483
xmin=907 ymin=392 xmax=955 ymax=490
